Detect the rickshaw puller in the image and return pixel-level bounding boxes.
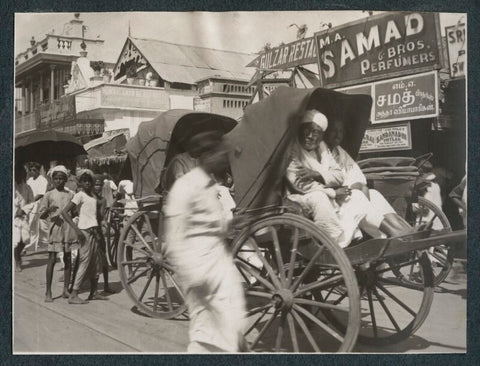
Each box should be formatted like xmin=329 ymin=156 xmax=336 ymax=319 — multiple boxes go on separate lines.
xmin=164 ymin=132 xmax=246 ymax=353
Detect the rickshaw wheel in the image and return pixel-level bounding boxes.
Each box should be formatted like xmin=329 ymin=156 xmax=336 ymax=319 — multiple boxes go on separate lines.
xmin=401 ymin=197 xmax=453 ymax=286
xmin=117 ymin=210 xmax=186 ymax=319
xmin=232 ymin=213 xmax=360 ymax=353
xmin=319 ymin=252 xmax=434 ymax=346
xmin=106 ymin=208 xmax=122 ymax=268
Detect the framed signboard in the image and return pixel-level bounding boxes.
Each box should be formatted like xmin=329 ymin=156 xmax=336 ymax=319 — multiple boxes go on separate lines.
xmin=372 ymin=71 xmax=438 ymax=124
xmin=315 ymin=12 xmax=443 ymax=88
xmin=445 ymin=23 xmax=466 ymax=79
xmin=360 ymin=122 xmax=412 ymax=153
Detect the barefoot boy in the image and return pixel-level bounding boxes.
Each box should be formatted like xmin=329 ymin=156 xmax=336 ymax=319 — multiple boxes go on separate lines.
xmin=39 ymin=165 xmax=76 ymax=302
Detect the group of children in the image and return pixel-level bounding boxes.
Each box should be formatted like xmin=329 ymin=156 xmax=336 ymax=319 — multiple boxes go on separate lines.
xmin=29 ymin=165 xmax=114 ymax=304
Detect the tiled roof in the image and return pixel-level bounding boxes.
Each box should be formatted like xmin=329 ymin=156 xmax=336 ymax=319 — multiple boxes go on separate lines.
xmin=130 ymin=37 xmax=256 ymax=84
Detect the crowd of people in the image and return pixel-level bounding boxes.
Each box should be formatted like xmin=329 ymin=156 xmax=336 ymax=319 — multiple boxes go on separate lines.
xmin=14 ymin=163 xmax=122 ymax=303
xmin=13 ymin=108 xmax=467 ymax=353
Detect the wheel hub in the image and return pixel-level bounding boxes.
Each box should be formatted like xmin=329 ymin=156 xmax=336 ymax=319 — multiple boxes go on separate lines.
xmin=272 ymin=289 xmax=294 ymax=310
xmin=151 ymin=252 xmax=164 ymax=267
xmin=357 ymin=267 xmax=377 ymax=289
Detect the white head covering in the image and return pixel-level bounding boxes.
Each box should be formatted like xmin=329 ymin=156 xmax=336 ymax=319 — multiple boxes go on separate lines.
xmin=77 ymin=168 xmax=95 ymax=180
xmin=301 ymin=110 xmax=328 ymax=131
xmin=48 ymin=165 xmax=68 ymax=178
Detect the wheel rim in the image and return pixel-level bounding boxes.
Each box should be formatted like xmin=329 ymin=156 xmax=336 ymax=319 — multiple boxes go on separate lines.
xmin=233 ymin=213 xmax=360 ymax=353
xmin=117 ymin=211 xmax=186 ymax=319
xmin=106 ymin=210 xmax=122 ymax=268
xmin=320 ymin=252 xmax=434 ymax=346
xmin=404 ymin=196 xmax=453 ymax=286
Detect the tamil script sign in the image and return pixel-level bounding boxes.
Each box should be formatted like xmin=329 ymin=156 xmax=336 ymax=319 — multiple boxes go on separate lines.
xmin=445 ymin=23 xmax=466 ymax=78
xmin=246 ymin=37 xmax=317 ymax=70
xmin=373 ymin=71 xmax=438 ymax=123
xmin=315 ymin=12 xmax=443 ymax=88
xmin=360 ymin=122 xmax=412 ymax=152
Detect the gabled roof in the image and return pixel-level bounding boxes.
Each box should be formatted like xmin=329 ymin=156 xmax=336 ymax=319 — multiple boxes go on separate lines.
xmin=124 ymin=37 xmax=256 ymax=85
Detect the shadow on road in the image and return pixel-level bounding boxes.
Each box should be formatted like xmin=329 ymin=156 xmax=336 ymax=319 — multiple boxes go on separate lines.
xmin=435 ymin=286 xmax=467 ymax=299
xmin=130 ymin=306 xmax=189 ymax=321
xmin=20 ymin=255 xmax=48 ymax=270
xmin=358 ymin=332 xmax=467 ymax=353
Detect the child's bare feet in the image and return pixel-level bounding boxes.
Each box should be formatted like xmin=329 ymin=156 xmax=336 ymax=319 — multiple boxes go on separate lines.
xmin=88 ymin=293 xmax=109 ymax=301
xmin=44 ymin=293 xmax=53 ymax=303
xmin=68 ymin=294 xmax=88 ymax=304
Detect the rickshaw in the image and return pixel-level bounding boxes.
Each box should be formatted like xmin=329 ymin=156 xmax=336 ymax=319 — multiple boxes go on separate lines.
xmin=117 ymin=87 xmax=466 ymax=352
xmin=357 ymin=155 xmax=454 ymax=286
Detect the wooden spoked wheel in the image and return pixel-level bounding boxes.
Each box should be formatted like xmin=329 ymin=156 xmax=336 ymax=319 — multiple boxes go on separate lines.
xmin=232 ymin=213 xmax=360 ymax=352
xmin=117 ymin=210 xmax=186 ymax=319
xmin=106 ymin=208 xmax=123 ymax=269
xmin=403 ymin=196 xmax=453 ymax=286
xmin=319 ymin=252 xmax=434 ymax=346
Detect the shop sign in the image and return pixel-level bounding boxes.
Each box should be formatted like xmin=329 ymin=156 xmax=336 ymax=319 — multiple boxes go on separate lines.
xmin=360 ymin=122 xmax=412 ymax=152
xmin=315 ymin=12 xmax=443 ymax=88
xmin=246 ymin=36 xmax=317 ymax=70
xmin=36 ymin=95 xmax=76 ymax=129
xmin=445 ymin=23 xmax=466 ymax=78
xmin=101 ymin=85 xmax=169 ymax=110
xmin=373 ymin=71 xmax=438 ymax=123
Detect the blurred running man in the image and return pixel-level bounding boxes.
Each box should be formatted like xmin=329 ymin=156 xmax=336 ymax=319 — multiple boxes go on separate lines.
xmin=163 ymin=132 xmax=246 ymax=353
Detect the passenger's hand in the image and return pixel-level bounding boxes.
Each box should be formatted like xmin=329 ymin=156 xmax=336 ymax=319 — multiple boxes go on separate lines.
xmin=335 ymin=187 xmax=351 ymax=199
xmin=297 ymin=167 xmax=320 ymax=182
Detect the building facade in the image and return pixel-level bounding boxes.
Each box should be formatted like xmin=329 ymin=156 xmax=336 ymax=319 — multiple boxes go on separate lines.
xmin=15 ymin=24 xmax=256 ymax=139
xmin=15 ymin=13 xmax=113 ymax=137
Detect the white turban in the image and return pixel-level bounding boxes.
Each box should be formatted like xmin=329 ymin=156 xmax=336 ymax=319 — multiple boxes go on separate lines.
xmin=48 ymin=165 xmax=68 ymax=178
xmin=301 ymin=110 xmax=328 ymax=131
xmin=77 ymin=169 xmax=95 ymax=179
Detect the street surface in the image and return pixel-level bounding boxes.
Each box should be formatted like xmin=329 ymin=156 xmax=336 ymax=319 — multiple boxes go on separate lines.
xmin=13 ymin=247 xmax=466 ymax=354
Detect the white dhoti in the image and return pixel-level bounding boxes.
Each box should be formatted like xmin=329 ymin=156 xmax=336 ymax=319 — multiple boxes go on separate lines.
xmin=288 ymin=190 xmax=367 ymax=248
xmin=169 ymin=241 xmax=246 ymax=353
xmin=343 ymin=189 xmax=394 ymax=239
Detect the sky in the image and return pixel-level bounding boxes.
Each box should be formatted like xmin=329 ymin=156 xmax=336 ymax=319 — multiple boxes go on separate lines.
xmin=15 ymin=11 xmax=465 ymax=62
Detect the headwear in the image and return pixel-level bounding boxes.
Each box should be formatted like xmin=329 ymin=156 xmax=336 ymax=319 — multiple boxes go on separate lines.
xmin=301 ymin=110 xmax=328 ymax=131
xmin=77 ymin=168 xmax=95 ymax=180
xmin=48 ymin=165 xmax=68 ymax=178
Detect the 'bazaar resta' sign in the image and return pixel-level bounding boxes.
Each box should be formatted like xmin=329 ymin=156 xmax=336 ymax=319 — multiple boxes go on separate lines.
xmin=315 ymin=12 xmax=443 ymax=88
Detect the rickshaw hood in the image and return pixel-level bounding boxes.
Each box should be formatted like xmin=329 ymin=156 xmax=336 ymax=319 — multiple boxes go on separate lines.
xmin=126 ymin=109 xmax=236 ymax=198
xmin=227 ymin=86 xmax=372 ymax=210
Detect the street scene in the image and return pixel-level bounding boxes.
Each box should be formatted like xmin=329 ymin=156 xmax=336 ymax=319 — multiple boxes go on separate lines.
xmin=13 ymin=11 xmax=467 ymax=354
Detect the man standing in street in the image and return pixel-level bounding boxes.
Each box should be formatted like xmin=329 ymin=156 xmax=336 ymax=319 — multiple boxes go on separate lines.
xmin=26 ymin=162 xmax=49 ymax=250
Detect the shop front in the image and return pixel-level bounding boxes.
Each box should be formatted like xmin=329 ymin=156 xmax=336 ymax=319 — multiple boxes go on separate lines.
xmin=314 ymin=11 xmax=466 ymax=229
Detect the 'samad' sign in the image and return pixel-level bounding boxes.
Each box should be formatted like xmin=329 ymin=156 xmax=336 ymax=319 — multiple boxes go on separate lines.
xmin=315 ymin=12 xmax=443 ymax=88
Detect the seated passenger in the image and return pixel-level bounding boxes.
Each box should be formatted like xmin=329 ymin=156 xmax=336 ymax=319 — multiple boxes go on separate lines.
xmin=323 ymin=121 xmax=412 ymax=237
xmin=286 ymin=110 xmax=369 ymax=248
xmin=164 ymin=134 xmax=204 ymax=191
xmin=164 ymin=131 xmax=237 ymax=219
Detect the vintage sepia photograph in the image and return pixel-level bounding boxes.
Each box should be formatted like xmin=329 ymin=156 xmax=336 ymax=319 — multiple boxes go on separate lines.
xmin=13 ymin=10 xmax=467 ymax=354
